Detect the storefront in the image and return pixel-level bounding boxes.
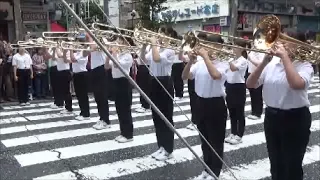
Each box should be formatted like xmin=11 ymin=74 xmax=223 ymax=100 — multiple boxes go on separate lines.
xmin=157 ymin=0 xmax=230 ymax=35
xmin=0 ymin=1 xmax=14 ymax=41
xmin=21 ymin=9 xmax=50 ymax=38
xmin=236 ymin=0 xmax=297 ymax=38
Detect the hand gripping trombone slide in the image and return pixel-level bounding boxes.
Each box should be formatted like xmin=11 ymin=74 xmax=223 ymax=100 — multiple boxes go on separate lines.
xmin=58 ymin=0 xmax=222 ymax=179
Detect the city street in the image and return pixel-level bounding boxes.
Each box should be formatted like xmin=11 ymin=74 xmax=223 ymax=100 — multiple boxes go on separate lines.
xmin=0 ymin=77 xmax=319 ymax=180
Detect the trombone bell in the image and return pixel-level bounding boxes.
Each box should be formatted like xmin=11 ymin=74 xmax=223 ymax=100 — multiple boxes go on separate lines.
xmin=253 ymin=15 xmax=281 ymax=50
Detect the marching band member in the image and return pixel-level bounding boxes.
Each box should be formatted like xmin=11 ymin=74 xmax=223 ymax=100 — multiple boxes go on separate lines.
xmin=105 ymin=36 xmax=134 ymax=143
xmin=246 ymin=33 xmax=314 ymax=180
xmin=12 ymin=47 xmax=33 ymax=105
xmin=140 ymin=26 xmax=176 ymax=161
xmin=44 ymin=48 xmax=63 ymax=109
xmin=247 ymin=50 xmax=265 ymax=120
xmin=70 ymin=48 xmax=90 ymax=120
xmin=225 ymin=42 xmax=248 ymax=145
xmin=56 ymin=48 xmax=73 ymax=114
xmin=182 ymin=36 xmax=229 ymax=179
xmin=135 ymin=46 xmax=151 ymax=113
xmin=87 ymin=35 xmax=111 ymax=130
xmin=172 ymin=34 xmax=185 ymax=101
xmin=180 ymin=32 xmax=207 ymax=131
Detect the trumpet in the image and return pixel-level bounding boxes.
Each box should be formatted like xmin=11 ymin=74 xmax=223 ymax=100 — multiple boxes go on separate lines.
xmin=181 ymin=31 xmax=236 ymax=60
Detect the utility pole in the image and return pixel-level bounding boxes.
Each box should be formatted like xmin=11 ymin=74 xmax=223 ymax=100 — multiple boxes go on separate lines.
xmin=229 ymin=0 xmax=239 ymax=36
xmin=103 ymin=0 xmax=109 ymax=18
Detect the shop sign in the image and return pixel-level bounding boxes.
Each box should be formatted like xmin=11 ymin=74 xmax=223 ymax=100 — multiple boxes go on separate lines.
xmin=203 ymin=24 xmax=221 ymax=33
xmin=22 ymin=12 xmax=48 ymax=22
xmin=238 ymin=0 xmax=319 ymax=16
xmin=157 ymin=0 xmax=229 ymax=22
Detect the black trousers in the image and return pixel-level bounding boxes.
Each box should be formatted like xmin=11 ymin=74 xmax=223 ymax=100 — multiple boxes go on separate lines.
xmin=73 ymin=71 xmax=90 ymax=117
xmin=188 ymin=79 xmax=197 ymax=124
xmin=91 ymin=65 xmax=110 ymax=124
xmin=114 ymin=77 xmax=133 ymax=138
xmin=248 ymin=73 xmax=263 ymax=117
xmin=226 ymin=83 xmax=246 ymax=137
xmin=171 ymin=63 xmax=184 ymax=98
xmin=57 ymin=70 xmax=73 ymax=111
xmin=150 ymin=76 xmax=174 ymax=153
xmin=49 ymin=66 xmax=63 ymax=106
xmin=264 ymin=106 xmax=311 ymax=180
xmin=136 ymin=65 xmax=151 ymax=109
xmin=17 ymin=69 xmax=31 ymax=103
xmin=196 ymin=95 xmax=227 ymax=177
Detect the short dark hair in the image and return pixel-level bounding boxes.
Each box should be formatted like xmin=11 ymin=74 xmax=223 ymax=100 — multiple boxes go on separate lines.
xmin=197 ymin=32 xmax=207 ymax=41
xmin=207 ymin=35 xmax=224 ymax=44
xmin=159 ymin=26 xmax=176 ymax=38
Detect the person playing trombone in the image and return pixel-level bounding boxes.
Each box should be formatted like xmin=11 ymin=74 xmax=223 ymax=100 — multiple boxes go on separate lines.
xmin=246 ymin=33 xmax=314 ymax=180
xmin=69 ymin=45 xmax=91 ymax=121
xmin=140 ymin=26 xmax=177 ymax=161
xmin=105 ymin=36 xmax=134 ymax=143
xmin=181 ymin=35 xmax=229 ymax=180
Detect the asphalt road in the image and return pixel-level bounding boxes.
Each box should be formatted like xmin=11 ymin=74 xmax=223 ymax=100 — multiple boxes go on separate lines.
xmin=0 ymin=76 xmax=319 ymax=180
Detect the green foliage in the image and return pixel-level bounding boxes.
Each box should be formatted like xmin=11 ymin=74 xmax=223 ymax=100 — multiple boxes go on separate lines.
xmin=137 ymin=0 xmax=169 ymax=30
xmin=56 ymin=0 xmax=104 ymax=29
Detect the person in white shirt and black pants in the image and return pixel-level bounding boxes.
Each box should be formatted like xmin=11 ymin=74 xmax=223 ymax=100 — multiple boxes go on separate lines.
xmin=105 ymin=36 xmax=134 ymax=143
xmin=44 ymin=48 xmax=63 ymax=108
xmin=171 ymin=34 xmax=185 ymax=100
xmin=70 ymin=49 xmax=90 ymax=120
xmin=225 ymin=42 xmax=248 ymax=145
xmin=182 ymin=36 xmax=229 ymax=179
xmin=12 ymin=47 xmax=33 ymax=105
xmin=140 ymin=26 xmax=176 ymax=161
xmin=56 ymin=48 xmax=73 ymax=113
xmin=87 ymin=35 xmax=111 ymax=130
xmin=247 ymin=51 xmax=265 ymax=120
xmin=247 ymin=33 xmax=313 ymax=180
xmin=135 ymin=49 xmax=151 ymax=113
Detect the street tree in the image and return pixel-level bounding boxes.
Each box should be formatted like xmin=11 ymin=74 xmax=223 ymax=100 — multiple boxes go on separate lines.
xmin=137 ymin=0 xmax=169 ymax=30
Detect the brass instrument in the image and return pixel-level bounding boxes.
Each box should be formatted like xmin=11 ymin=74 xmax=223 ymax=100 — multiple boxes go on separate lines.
xmin=133 ymin=23 xmax=182 ymax=51
xmin=194 ymin=15 xmax=319 ymax=62
xmin=60 ymin=40 xmax=140 ymax=53
xmin=9 ymin=44 xmax=37 ymax=49
xmin=17 ymin=38 xmax=59 ymax=48
xmin=91 ymin=23 xmax=134 ymax=39
xmin=42 ymin=31 xmax=81 ymax=41
xmin=181 ymin=31 xmax=236 ymax=60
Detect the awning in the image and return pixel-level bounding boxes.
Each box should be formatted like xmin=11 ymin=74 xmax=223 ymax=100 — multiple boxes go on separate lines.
xmin=50 ymin=22 xmax=66 ymax=32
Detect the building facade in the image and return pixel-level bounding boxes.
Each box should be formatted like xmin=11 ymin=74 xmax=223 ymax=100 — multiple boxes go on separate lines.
xmin=236 ymin=0 xmax=320 ymax=38
xmin=157 ymin=0 xmax=231 ymax=35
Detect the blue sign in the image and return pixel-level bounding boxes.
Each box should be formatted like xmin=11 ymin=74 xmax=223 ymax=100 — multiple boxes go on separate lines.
xmin=160 ymin=3 xmax=220 ymax=21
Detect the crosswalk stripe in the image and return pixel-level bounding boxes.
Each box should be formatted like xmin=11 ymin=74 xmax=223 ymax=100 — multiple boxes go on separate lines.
xmin=0 ymin=79 xmax=319 ymax=180
xmin=219 ymin=145 xmax=320 ymax=180
xmin=31 ymin=121 xmax=320 ymax=180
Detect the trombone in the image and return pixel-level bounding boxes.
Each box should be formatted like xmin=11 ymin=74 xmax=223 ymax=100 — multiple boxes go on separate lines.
xmin=42 ymin=31 xmax=80 ymax=41
xmin=182 ymin=31 xmax=236 ymax=60
xmin=9 ymin=44 xmax=38 ymax=49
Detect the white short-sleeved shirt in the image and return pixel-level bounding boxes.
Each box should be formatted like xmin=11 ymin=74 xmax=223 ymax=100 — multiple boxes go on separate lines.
xmin=226 ymin=56 xmax=248 ymax=84
xmin=91 ymin=51 xmax=106 ymax=69
xmin=190 ymin=60 xmax=229 ymax=98
xmin=257 ymin=58 xmax=314 ymax=109
xmin=47 ymin=49 xmax=58 ymax=67
xmin=72 ymin=51 xmax=88 ymax=73
xmin=173 ymin=54 xmax=182 ymax=64
xmin=145 ymin=47 xmax=175 ymax=77
xmin=12 ymin=53 xmax=32 ymax=69
xmin=109 ymin=52 xmax=133 ymax=78
xmin=57 ymin=51 xmax=70 ymax=71
xmin=247 ymin=51 xmax=265 ymax=73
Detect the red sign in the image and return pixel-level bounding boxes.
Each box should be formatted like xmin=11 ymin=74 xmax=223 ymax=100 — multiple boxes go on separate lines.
xmin=203 ymin=25 xmax=221 ymax=33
